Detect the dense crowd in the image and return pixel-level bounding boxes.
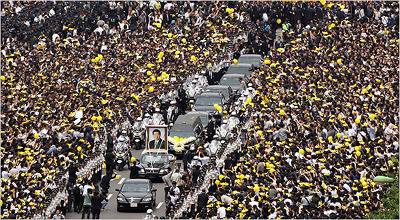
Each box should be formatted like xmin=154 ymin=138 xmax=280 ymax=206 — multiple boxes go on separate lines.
xmin=186 ymin=1 xmax=399 ymax=219
xmin=1 ymin=1 xmax=399 ymax=219
xmin=0 ymin=1 xmax=257 ymax=218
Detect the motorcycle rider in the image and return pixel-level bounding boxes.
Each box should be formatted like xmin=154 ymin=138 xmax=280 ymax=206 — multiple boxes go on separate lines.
xmin=198 ymin=71 xmax=209 ymax=87
xmin=204 ymin=135 xmax=221 ymax=156
xmin=187 ymin=79 xmax=201 ymax=100
xmin=142 ymin=113 xmax=152 ymax=128
xmin=132 ymin=117 xmax=144 ymax=150
xmin=152 ymin=108 xmax=165 ymax=125
xmin=227 ymin=111 xmax=240 ymax=131
xmin=167 ymin=100 xmax=179 ymax=124
xmin=217 ymin=120 xmax=230 ymax=140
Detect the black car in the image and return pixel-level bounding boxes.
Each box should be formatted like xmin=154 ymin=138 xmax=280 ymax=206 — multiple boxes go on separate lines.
xmin=137 ymin=151 xmax=176 ymax=179
xmin=116 ymin=179 xmax=157 ymax=211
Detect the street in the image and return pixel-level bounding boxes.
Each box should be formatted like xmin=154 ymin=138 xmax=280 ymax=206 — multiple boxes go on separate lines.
xmin=66 ymin=149 xmax=167 ymax=219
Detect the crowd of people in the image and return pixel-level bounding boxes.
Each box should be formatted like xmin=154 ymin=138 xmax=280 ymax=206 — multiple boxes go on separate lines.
xmin=1 ymin=1 xmax=399 ymax=219
xmin=0 ymin=1 xmax=257 ymax=219
xmin=180 ymin=1 xmax=399 ymax=219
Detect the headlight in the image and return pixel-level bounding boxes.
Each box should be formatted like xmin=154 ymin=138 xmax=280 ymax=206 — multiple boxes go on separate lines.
xmin=142 ymin=197 xmax=152 ymax=202
xmin=139 ymin=168 xmax=145 ymax=174
xmin=160 ymin=168 xmax=168 ymax=174
xmin=117 ymin=197 xmax=124 ymax=201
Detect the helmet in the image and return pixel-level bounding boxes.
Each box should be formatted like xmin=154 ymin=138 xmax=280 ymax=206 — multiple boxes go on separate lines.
xmin=248 ymin=83 xmax=253 ymax=87
xmin=213 ymin=134 xmax=219 ymax=139
xmin=147 ymin=209 xmax=153 ymax=214
xmin=194 ymin=75 xmax=199 ymax=79
xmin=192 ymin=80 xmax=198 ymax=84
xmin=222 ymin=120 xmax=228 ymax=124
xmin=137 ymin=117 xmax=142 ymax=121
xmin=144 ymin=113 xmax=151 ymax=118
xmin=231 ymin=111 xmax=237 ymax=116
xmin=170 ymin=100 xmax=176 ymax=105
xmin=155 ymin=108 xmax=160 ymax=112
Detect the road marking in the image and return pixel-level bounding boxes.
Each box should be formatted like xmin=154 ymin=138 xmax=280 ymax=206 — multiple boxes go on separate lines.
xmin=118 ymin=177 xmax=125 ymax=185
xmin=107 ymin=194 xmax=113 ymax=200
xmin=156 ymin=202 xmax=163 ymax=209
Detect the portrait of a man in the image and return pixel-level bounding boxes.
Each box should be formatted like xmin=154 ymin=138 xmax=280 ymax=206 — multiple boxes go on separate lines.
xmin=146 ymin=126 xmax=168 ymax=150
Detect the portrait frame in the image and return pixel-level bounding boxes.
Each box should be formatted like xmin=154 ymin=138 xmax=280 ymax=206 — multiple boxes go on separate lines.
xmin=145 ymin=125 xmax=168 ymax=151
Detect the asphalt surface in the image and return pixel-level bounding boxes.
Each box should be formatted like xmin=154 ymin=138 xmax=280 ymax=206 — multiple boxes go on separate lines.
xmin=66 ymin=149 xmax=167 ymax=219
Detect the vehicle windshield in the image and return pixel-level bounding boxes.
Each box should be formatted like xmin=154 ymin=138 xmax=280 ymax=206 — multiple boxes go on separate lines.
xmin=220 ymin=77 xmax=242 ymax=86
xmin=206 ymin=88 xmax=228 ymax=98
xmin=121 ymin=182 xmax=149 ymax=192
xmin=141 ymin=154 xmax=168 ymax=164
xmin=195 ymin=96 xmax=223 ymax=106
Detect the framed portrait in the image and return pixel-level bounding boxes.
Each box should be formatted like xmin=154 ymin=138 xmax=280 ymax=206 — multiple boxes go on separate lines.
xmin=146 ymin=125 xmax=168 ymax=151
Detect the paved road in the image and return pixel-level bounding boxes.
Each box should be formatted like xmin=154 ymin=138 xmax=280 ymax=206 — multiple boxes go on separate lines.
xmin=66 ymin=149 xmax=167 ymax=219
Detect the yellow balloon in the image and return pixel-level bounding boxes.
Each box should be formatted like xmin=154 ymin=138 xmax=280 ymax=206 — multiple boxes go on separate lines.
xmin=0 ymin=75 xmax=5 ymax=81
xmin=355 ymin=151 xmax=361 ymax=157
xmin=264 ymin=59 xmax=271 ymax=65
xmin=336 ymin=58 xmax=343 ymax=65
xmin=299 ymin=149 xmax=305 ymax=155
xmin=233 ymin=59 xmax=238 ymax=64
xmin=277 ymin=18 xmax=281 ymax=24
xmin=279 ymin=109 xmax=285 ymax=116
xmin=33 ymin=133 xmax=40 ymax=139
xmin=77 ymin=146 xmax=82 ymax=152
xmin=355 ymin=117 xmax=361 ymax=124
xmin=328 ymin=136 xmax=333 ymax=143
xmin=336 ymin=133 xmax=342 ymax=139
xmin=369 ymin=114 xmax=376 ymax=120
xmin=147 ymin=71 xmax=153 ymax=76
xmin=149 ymin=86 xmax=155 ymax=93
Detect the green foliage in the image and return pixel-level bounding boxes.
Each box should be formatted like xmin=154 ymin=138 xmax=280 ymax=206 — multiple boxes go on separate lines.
xmin=367 ymin=173 xmax=399 ymax=219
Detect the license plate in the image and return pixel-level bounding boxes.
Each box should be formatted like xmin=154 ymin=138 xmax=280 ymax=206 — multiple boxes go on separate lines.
xmin=117 ymin=160 xmax=122 ymax=163
xmin=130 ymin=203 xmax=138 ymax=207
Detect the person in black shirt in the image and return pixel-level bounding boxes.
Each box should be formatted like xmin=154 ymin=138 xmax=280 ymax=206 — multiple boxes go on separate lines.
xmin=91 ymin=191 xmax=103 ymax=219
xmin=197 ymin=189 xmax=208 ymax=214
xmin=129 ymin=161 xmax=140 ymax=179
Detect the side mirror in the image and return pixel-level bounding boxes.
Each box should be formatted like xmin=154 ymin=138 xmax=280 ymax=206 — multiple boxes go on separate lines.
xmin=115 ymin=189 xmax=120 ymax=192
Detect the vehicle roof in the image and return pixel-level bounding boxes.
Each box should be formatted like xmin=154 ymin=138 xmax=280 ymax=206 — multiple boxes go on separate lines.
xmin=174 ymin=114 xmax=202 ymax=126
xmin=197 ymin=92 xmax=224 ymax=98
xmin=222 ymin=74 xmax=248 ymax=78
xmin=240 ymin=54 xmax=262 ymax=58
xmin=141 ymin=149 xmax=169 ymax=155
xmin=124 ymin=179 xmax=151 ymax=184
xmin=206 ymin=85 xmax=231 ymax=89
xmin=187 ymin=111 xmax=210 ymax=116
xmin=228 ymin=63 xmax=253 ymax=68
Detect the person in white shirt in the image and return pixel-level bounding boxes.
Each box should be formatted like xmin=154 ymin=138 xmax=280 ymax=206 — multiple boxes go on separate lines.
xmin=217 ymin=206 xmax=226 ymax=219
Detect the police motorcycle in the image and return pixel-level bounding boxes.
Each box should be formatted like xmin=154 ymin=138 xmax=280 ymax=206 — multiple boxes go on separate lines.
xmin=132 ymin=117 xmax=145 ymax=150
xmin=114 ymin=130 xmax=131 ymax=171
